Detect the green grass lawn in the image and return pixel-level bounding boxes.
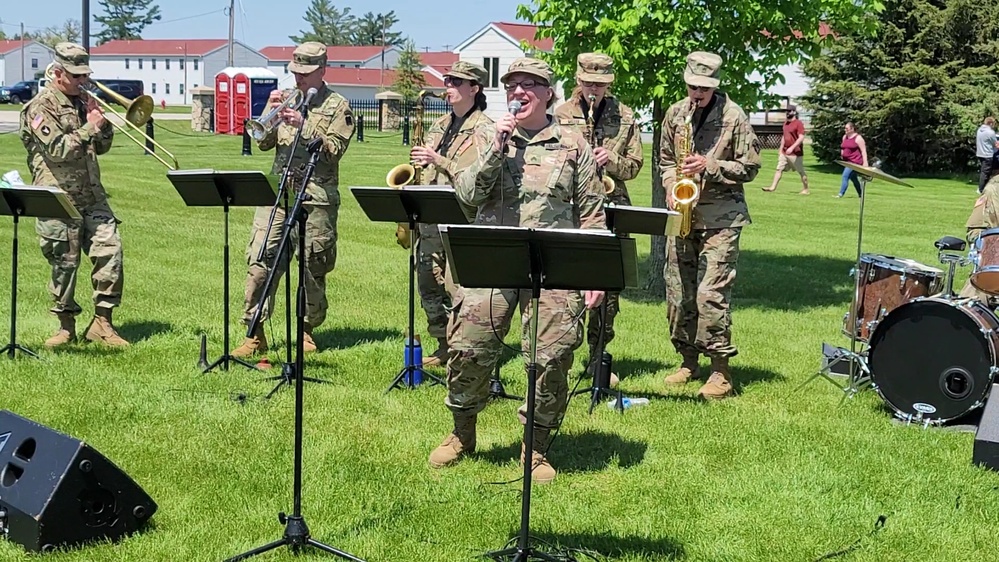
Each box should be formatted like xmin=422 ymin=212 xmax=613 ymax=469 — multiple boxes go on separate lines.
xmin=0 ymin=103 xmax=193 ymax=114
xmin=0 ymin=122 xmax=997 ymax=562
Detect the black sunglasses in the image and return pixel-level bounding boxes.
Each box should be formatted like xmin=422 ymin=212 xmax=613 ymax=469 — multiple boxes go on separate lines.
xmin=686 ymin=84 xmax=712 ymax=92
xmin=444 ymin=76 xmax=465 ymax=87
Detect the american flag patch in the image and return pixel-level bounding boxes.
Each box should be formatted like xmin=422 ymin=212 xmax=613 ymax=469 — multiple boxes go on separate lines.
xmin=31 ymin=114 xmax=43 ymax=130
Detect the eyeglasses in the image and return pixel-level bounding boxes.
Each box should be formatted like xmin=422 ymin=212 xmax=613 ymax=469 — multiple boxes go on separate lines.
xmin=580 ymin=81 xmax=608 ymax=88
xmin=503 ymin=79 xmax=548 ymax=92
xmin=444 ymin=76 xmax=465 ymax=87
xmin=63 ymin=71 xmax=88 ymax=80
xmin=686 ymin=84 xmax=712 ymax=92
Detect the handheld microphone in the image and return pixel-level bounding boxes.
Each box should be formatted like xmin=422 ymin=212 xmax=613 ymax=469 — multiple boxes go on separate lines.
xmin=499 ymin=100 xmax=522 ymax=147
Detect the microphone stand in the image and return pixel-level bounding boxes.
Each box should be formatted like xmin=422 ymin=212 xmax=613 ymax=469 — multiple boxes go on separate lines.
xmin=226 ymin=138 xmax=364 ymax=562
xmin=248 ymin=90 xmax=327 ymax=397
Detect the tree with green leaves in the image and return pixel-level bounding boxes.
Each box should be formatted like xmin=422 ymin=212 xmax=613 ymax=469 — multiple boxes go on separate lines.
xmin=94 ymin=0 xmax=162 ymax=45
xmin=393 ymin=40 xmax=426 ymax=104
xmin=351 ymin=11 xmax=404 ymax=47
xmin=801 ymin=0 xmax=999 ymax=175
xmin=517 ymin=0 xmax=882 ymax=296
xmin=36 ymin=19 xmax=82 ymax=49
xmin=290 ymin=0 xmax=356 ymax=46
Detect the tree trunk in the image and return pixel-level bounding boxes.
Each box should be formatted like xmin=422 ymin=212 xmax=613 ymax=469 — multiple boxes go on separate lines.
xmin=643 ymin=98 xmax=666 ymax=299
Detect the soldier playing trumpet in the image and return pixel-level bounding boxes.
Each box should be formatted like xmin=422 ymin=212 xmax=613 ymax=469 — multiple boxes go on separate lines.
xmin=554 ymin=53 xmax=643 ymax=385
xmin=233 ymin=41 xmax=355 ymax=357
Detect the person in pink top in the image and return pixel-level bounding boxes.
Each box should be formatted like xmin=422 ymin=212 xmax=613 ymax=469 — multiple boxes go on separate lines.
xmin=836 ymin=122 xmax=868 ymax=197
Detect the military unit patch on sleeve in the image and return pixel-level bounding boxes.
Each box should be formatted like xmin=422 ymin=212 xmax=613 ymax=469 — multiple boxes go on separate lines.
xmin=31 ymin=114 xmax=43 ymax=130
xmin=40 ymin=125 xmax=51 ymax=136
xmin=977 ymin=195 xmax=987 ymax=207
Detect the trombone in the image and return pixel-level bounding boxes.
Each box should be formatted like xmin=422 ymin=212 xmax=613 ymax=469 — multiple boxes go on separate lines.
xmin=44 ymin=63 xmax=179 ymax=170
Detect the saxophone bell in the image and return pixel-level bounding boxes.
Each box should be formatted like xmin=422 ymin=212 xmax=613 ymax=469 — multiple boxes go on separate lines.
xmin=666 ymin=101 xmax=700 ymax=238
xmin=391 ymin=90 xmax=447 ymax=249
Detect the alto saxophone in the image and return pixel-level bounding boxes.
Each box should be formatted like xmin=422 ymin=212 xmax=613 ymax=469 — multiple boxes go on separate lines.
xmin=386 ymin=89 xmax=448 ymax=249
xmin=586 ymin=94 xmax=616 ymax=195
xmin=666 ymin=101 xmax=700 ymax=238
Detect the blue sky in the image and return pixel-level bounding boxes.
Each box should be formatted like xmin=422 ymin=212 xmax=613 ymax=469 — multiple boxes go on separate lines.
xmin=0 ymin=0 xmax=532 ymax=51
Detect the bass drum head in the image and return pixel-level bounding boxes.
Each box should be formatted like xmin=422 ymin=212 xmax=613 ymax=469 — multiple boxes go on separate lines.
xmin=868 ymin=298 xmax=998 ymax=423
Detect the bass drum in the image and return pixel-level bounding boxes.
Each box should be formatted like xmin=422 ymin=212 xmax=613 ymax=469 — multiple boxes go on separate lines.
xmin=867 ymin=296 xmax=999 ymax=424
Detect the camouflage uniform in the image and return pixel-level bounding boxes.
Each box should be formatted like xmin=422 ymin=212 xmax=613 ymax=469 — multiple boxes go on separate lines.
xmin=19 ymin=43 xmax=128 ymax=347
xmin=554 ymin=53 xmax=643 ymax=358
xmin=417 ymin=62 xmax=493 ymax=348
xmin=442 ymin=58 xmax=605 ymax=449
xmin=960 ymin=175 xmax=999 ymax=305
xmin=660 ymin=52 xmax=761 ymax=397
xmin=238 ymin=42 xmax=354 ymax=353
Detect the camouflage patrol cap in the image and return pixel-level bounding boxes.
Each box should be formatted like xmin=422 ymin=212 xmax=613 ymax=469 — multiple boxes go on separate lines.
xmin=444 ymin=61 xmax=488 ymax=84
xmin=54 ymin=42 xmax=92 ymax=74
xmin=684 ymin=51 xmax=723 ymax=88
xmin=288 ymin=42 xmax=328 ymax=74
xmin=501 ymin=58 xmax=553 ymax=85
xmin=576 ymin=53 xmax=614 ymax=84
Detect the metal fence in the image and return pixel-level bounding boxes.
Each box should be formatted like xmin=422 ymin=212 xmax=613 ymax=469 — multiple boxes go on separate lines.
xmin=347 ymin=97 xmax=452 ymax=132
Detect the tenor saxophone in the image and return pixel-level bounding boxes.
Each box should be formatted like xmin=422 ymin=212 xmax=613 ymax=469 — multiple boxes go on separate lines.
xmin=387 ymin=89 xmax=448 ymax=249
xmin=666 ymin=101 xmax=700 ymax=238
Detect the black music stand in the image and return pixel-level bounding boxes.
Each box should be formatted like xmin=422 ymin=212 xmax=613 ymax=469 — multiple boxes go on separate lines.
xmin=441 ymin=224 xmax=634 ymax=562
xmin=572 ymin=204 xmax=674 ymax=414
xmin=1 ymin=185 xmax=80 ymax=359
xmin=349 ymin=185 xmax=471 ymax=393
xmin=167 ymin=169 xmax=277 ymax=374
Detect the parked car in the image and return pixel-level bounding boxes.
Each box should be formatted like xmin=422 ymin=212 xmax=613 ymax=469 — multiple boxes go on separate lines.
xmin=37 ymin=78 xmax=144 ymax=107
xmin=0 ymin=81 xmax=38 ymax=104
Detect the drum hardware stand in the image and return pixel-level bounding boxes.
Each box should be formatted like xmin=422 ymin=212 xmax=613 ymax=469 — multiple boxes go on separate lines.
xmin=934 ymin=236 xmax=969 ymax=297
xmin=226 ymin=139 xmax=365 ymax=562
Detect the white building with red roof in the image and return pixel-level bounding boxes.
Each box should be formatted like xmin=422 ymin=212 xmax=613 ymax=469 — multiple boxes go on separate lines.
xmin=453 ymin=22 xmax=558 ymax=120
xmin=89 ymin=39 xmax=267 ymax=106
xmin=0 ymin=40 xmax=54 ymax=86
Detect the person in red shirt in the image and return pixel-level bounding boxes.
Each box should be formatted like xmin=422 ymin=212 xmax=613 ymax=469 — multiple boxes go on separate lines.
xmin=762 ymin=108 xmax=809 ymax=194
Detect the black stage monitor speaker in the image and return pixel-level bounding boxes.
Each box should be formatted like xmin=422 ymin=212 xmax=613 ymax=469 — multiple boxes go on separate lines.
xmin=0 ymin=410 xmax=157 ymax=553
xmin=973 ymin=384 xmax=999 ymax=472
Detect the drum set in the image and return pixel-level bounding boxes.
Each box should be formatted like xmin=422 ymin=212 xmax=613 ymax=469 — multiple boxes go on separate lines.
xmin=807 ymin=161 xmax=999 ymax=427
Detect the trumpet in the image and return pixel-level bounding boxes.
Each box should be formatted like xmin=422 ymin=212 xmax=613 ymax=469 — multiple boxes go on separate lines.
xmin=43 ymin=62 xmax=179 ymax=170
xmin=666 ymin=101 xmax=700 ymax=238
xmin=586 ymin=94 xmax=616 ymax=195
xmin=246 ymin=89 xmax=304 ymax=141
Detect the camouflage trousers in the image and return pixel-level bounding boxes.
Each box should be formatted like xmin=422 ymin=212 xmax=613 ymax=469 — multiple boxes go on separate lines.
xmin=242 ymin=203 xmax=338 ymax=328
xmin=585 ymin=185 xmax=631 ymax=353
xmin=417 ymin=223 xmax=450 ymax=339
xmin=445 ymin=287 xmax=585 ymax=430
xmin=665 ymin=227 xmax=742 ymax=358
xmin=35 ymin=200 xmax=123 ymax=316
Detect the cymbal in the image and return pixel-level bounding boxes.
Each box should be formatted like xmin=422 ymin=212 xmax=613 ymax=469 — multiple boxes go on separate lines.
xmin=837 ymin=160 xmax=914 ymax=188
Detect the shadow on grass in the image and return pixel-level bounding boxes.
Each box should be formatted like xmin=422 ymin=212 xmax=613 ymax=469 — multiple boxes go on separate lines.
xmin=119 ymin=320 xmax=173 ymax=343
xmin=477 ymin=430 xmax=647 ymax=473
xmin=738 ymin=249 xmax=855 ymax=311
xmin=521 ymin=530 xmax=686 ymax=561
xmin=312 ymin=326 xmax=403 ymax=351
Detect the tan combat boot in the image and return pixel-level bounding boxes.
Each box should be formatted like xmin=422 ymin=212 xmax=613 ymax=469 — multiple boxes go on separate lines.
xmin=44 ymin=313 xmax=77 ymax=348
xmin=521 ymin=428 xmax=556 ymax=484
xmin=302 ymin=323 xmax=317 ymax=353
xmin=698 ymin=356 xmax=734 ymax=400
xmin=232 ymin=324 xmax=268 ymax=358
xmin=423 ymin=337 xmax=449 ymax=368
xmin=429 ymin=412 xmax=477 ymax=468
xmin=665 ymin=351 xmax=700 ymax=385
xmin=85 ymin=309 xmax=129 ymax=347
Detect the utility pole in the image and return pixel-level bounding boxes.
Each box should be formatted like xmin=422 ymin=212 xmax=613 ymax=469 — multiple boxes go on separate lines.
xmin=443 ymin=44 xmax=452 ymax=51
xmin=379 ymin=20 xmax=385 ymax=88
xmin=20 ymin=22 xmax=25 ymax=81
xmin=227 ymin=0 xmax=235 ymax=66
xmin=82 ymin=0 xmax=90 ymax=51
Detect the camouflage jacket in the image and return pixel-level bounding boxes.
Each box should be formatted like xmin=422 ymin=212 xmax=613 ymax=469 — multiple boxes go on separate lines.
xmin=257 ymin=85 xmax=354 ymax=206
xmin=967 ymin=175 xmax=999 ymax=243
xmin=423 ymin=108 xmax=493 ymax=220
xmin=455 ymin=117 xmax=606 ymax=230
xmin=554 ymin=95 xmax=643 ymax=194
xmin=659 ymin=92 xmax=761 ymax=229
xmin=19 ymin=87 xmax=115 ymax=210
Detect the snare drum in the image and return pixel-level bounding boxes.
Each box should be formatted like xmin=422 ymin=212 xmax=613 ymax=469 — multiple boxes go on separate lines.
xmin=971 ymin=227 xmax=999 ymax=294
xmin=868 ymin=296 xmax=999 ymax=424
xmin=843 ymin=254 xmax=944 ymax=342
